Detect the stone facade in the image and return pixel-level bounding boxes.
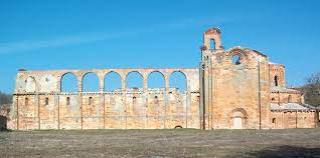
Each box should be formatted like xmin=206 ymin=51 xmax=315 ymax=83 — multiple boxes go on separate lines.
xmin=8 ymin=28 xmax=319 ymax=130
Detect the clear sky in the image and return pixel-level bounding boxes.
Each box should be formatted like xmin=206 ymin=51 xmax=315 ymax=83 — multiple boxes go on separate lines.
xmin=1 ymin=0 xmax=320 ymax=93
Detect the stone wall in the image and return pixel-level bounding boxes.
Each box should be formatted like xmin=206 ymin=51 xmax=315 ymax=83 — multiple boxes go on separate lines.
xmin=10 ymin=68 xmax=200 ymax=130
xmin=270 ymin=111 xmax=318 ymax=129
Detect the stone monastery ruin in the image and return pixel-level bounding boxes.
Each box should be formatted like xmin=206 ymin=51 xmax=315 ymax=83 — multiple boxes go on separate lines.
xmin=8 ymin=28 xmax=319 ymax=130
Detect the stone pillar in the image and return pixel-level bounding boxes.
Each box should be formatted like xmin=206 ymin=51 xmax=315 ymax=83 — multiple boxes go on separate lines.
xmin=186 ymin=78 xmax=191 ymax=128
xmin=36 ymin=93 xmax=40 ymax=130
xmin=77 ymin=76 xmax=83 ymax=129
xmin=164 ymin=74 xmax=170 ymax=129
xmin=142 ymin=73 xmax=148 ymax=129
xmin=97 ymin=74 xmax=105 ymax=129
xmin=121 ymin=74 xmax=127 ymax=129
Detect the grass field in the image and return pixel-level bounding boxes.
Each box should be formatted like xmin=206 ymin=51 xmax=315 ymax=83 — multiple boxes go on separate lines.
xmin=0 ymin=128 xmax=320 ymax=158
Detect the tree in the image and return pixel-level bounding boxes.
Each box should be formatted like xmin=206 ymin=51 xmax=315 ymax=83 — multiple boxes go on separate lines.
xmin=0 ymin=92 xmax=12 ymax=106
xmin=303 ymin=72 xmax=320 ymax=107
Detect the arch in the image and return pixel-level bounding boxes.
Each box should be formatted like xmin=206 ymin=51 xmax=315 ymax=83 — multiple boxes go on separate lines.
xmin=82 ymin=72 xmax=99 ymax=92
xmin=25 ymin=77 xmax=36 ymax=92
xmin=272 ymin=118 xmax=276 ymax=124
xmin=169 ymin=71 xmax=187 ymax=92
xmin=274 ymin=75 xmax=279 ymax=87
xmin=126 ymin=71 xmax=143 ymax=89
xmin=228 ymin=49 xmax=248 ymax=65
xmin=60 ymin=72 xmax=78 ymax=92
xmin=104 ymin=71 xmax=122 ymax=92
xmin=231 ymin=108 xmax=247 ymax=129
xmin=232 ymin=54 xmax=241 ymax=65
xmin=210 ymin=39 xmax=216 ymax=50
xmin=147 ymin=71 xmax=165 ymax=89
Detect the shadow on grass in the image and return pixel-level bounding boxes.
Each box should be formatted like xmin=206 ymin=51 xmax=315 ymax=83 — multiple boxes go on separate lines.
xmin=238 ymin=145 xmax=320 ymax=158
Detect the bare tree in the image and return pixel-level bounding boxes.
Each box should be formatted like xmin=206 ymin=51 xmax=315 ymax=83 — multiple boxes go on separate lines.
xmin=303 ymin=72 xmax=320 ymax=107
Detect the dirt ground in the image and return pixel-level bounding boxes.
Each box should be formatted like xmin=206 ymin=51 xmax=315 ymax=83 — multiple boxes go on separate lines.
xmin=0 ymin=128 xmax=320 ymax=158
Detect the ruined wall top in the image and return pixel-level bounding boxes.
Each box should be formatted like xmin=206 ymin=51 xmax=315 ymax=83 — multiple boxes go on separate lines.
xmin=15 ymin=68 xmax=199 ymax=94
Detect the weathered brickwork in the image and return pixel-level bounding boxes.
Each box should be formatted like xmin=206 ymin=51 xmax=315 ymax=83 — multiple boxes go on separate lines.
xmin=8 ymin=28 xmax=319 ymax=130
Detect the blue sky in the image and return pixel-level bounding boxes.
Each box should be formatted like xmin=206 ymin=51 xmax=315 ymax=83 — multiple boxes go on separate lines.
xmin=1 ymin=0 xmax=320 ymax=93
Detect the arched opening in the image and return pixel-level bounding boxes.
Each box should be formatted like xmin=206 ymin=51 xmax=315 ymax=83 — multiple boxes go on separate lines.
xmin=272 ymin=118 xmax=276 ymax=124
xmin=25 ymin=77 xmax=36 ymax=92
xmin=232 ymin=54 xmax=241 ymax=65
xmin=88 ymin=97 xmax=93 ymax=105
xmin=231 ymin=109 xmax=247 ymax=129
xmin=148 ymin=71 xmax=165 ymax=89
xmin=210 ymin=39 xmax=215 ymax=50
xmin=126 ymin=71 xmax=143 ymax=89
xmin=66 ymin=97 xmax=70 ymax=105
xmin=274 ymin=76 xmax=279 ymax=87
xmin=82 ymin=72 xmax=99 ymax=92
xmin=104 ymin=71 xmax=122 ymax=92
xmin=25 ymin=97 xmax=29 ymax=106
xmin=288 ymin=95 xmax=292 ymax=103
xmin=61 ymin=73 xmax=78 ymax=92
xmin=45 ymin=98 xmax=49 ymax=106
xmin=170 ymin=71 xmax=187 ymax=93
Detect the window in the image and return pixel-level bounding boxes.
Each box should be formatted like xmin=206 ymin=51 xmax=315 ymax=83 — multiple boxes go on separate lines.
xmin=288 ymin=95 xmax=292 ymax=103
xmin=272 ymin=118 xmax=276 ymax=123
xmin=25 ymin=98 xmax=29 ymax=106
xmin=274 ymin=76 xmax=279 ymax=87
xmin=45 ymin=98 xmax=49 ymax=105
xmin=66 ymin=97 xmax=70 ymax=105
xmin=232 ymin=54 xmax=241 ymax=65
xmin=88 ymin=97 xmax=93 ymax=105
xmin=210 ymin=39 xmax=215 ymax=50
xmin=271 ymin=97 xmax=275 ymax=101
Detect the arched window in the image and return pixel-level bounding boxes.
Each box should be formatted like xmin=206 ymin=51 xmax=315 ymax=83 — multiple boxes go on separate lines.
xmin=88 ymin=97 xmax=93 ymax=105
xmin=170 ymin=71 xmax=187 ymax=93
xmin=25 ymin=77 xmax=36 ymax=92
xmin=104 ymin=71 xmax=122 ymax=92
xmin=272 ymin=118 xmax=276 ymax=123
xmin=274 ymin=76 xmax=279 ymax=87
xmin=66 ymin=97 xmax=70 ymax=105
xmin=61 ymin=73 xmax=78 ymax=92
xmin=288 ymin=95 xmax=292 ymax=103
xmin=232 ymin=54 xmax=241 ymax=65
xmin=210 ymin=39 xmax=215 ymax=50
xmin=45 ymin=98 xmax=49 ymax=105
xmin=148 ymin=71 xmax=165 ymax=89
xmin=126 ymin=71 xmax=143 ymax=89
xmin=82 ymin=72 xmax=99 ymax=92
xmin=25 ymin=97 xmax=29 ymax=106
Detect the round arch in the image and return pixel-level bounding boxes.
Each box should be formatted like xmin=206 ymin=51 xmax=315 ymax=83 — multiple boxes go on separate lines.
xmin=147 ymin=71 xmax=166 ymax=89
xmin=82 ymin=72 xmax=99 ymax=92
xmin=169 ymin=71 xmax=188 ymax=92
xmin=60 ymin=72 xmax=78 ymax=92
xmin=230 ymin=108 xmax=247 ymax=129
xmin=126 ymin=71 xmax=144 ymax=89
xmin=25 ymin=76 xmax=37 ymax=92
xmin=104 ymin=71 xmax=122 ymax=92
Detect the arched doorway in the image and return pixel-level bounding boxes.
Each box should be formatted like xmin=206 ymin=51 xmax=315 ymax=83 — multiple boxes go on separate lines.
xmin=231 ymin=109 xmax=247 ymax=129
